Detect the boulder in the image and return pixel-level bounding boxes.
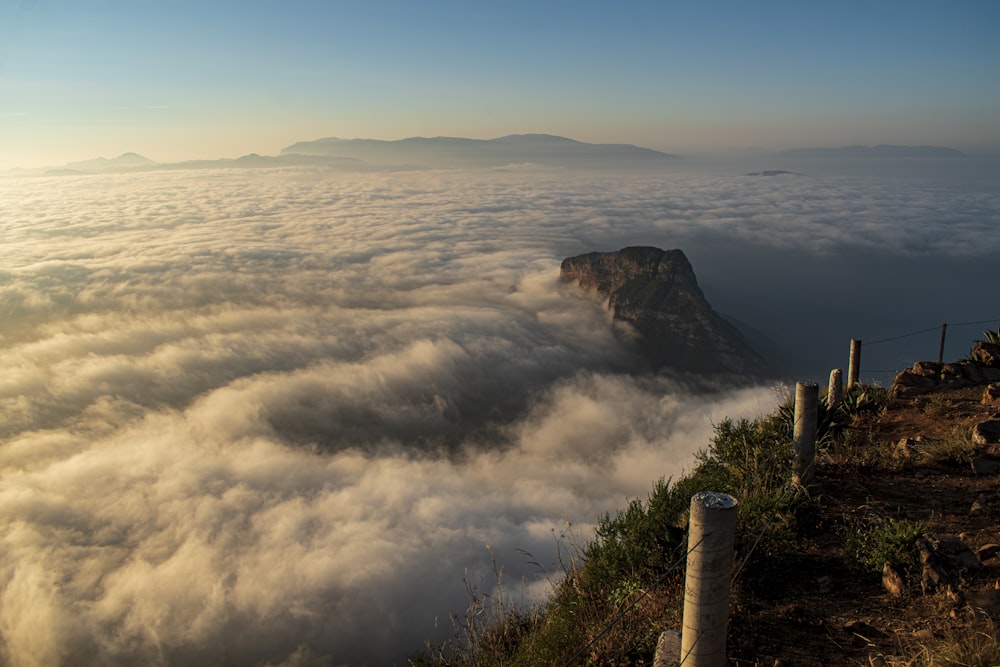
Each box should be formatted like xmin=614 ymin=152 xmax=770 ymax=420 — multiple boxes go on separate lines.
xmin=973 ymin=420 xmax=1000 ymax=446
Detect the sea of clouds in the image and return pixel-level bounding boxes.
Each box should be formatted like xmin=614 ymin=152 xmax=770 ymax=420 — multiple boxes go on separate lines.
xmin=1 ymin=163 xmax=997 ymax=665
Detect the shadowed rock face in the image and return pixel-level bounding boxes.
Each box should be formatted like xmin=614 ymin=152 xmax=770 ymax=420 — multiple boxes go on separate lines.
xmin=560 ymin=246 xmax=766 ymax=375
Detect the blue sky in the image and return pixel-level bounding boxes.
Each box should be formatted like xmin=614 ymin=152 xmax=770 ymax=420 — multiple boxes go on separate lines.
xmin=2 ymin=0 xmax=998 ymax=167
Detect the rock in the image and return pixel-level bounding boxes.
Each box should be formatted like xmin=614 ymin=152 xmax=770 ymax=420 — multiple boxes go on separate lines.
xmin=560 ymin=247 xmax=766 ymax=374
xmin=977 ymin=544 xmax=1000 ymax=561
xmin=983 ymin=383 xmax=1000 ymax=404
xmin=892 ymin=358 xmax=1000 ymax=398
xmin=973 ymin=420 xmax=1000 ymax=446
xmin=970 ymin=341 xmax=1000 ymax=368
xmin=891 ymin=366 xmax=939 ymax=398
xmin=844 ymin=620 xmax=886 ymax=638
xmin=971 ymin=456 xmax=1000 ymax=475
xmin=967 ymin=588 xmax=1000 ymax=616
xmin=925 ymin=534 xmax=981 ymax=570
xmin=895 ymin=437 xmax=919 ymax=460
xmin=882 ymin=562 xmax=906 ymax=597
xmin=970 ymin=499 xmax=987 ymax=516
xmin=921 ymin=561 xmax=945 ymax=593
xmin=652 ymin=629 xmax=681 ymax=667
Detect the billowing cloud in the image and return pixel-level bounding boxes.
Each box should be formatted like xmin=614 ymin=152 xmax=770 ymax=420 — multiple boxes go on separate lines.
xmin=0 ymin=164 xmax=995 ymax=665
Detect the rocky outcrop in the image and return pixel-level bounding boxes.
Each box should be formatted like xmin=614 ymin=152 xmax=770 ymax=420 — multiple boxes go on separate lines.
xmin=891 ymin=360 xmax=1000 ymax=399
xmin=559 ymin=246 xmax=766 ymax=375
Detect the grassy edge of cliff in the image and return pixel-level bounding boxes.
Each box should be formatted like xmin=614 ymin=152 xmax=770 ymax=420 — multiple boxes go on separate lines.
xmin=412 ymin=335 xmax=1000 ymax=667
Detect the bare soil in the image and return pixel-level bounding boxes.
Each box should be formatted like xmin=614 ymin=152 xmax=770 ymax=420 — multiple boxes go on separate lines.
xmin=727 ymin=383 xmax=1000 ymax=666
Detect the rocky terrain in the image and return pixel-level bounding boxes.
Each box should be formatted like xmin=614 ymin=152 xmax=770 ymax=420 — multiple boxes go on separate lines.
xmin=559 ymin=246 xmax=767 ymax=375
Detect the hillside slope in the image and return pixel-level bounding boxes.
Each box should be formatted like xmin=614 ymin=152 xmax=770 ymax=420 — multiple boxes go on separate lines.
xmin=730 ymin=355 xmax=1000 ymax=665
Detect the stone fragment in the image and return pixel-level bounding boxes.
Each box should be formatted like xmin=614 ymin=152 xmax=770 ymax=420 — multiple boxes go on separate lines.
xmin=844 ymin=620 xmax=886 ymax=638
xmin=895 ymin=437 xmax=918 ymax=460
xmin=920 ymin=561 xmax=945 ymax=593
xmin=882 ymin=562 xmax=906 ymax=597
xmin=926 ymin=534 xmax=981 ymax=570
xmin=983 ymin=383 xmax=1000 ymax=404
xmin=973 ymin=420 xmax=1000 ymax=446
xmin=977 ymin=544 xmax=1000 ymax=561
xmin=971 ymin=456 xmax=1000 ymax=475
xmin=967 ymin=588 xmax=1000 ymax=616
xmin=653 ymin=630 xmax=681 ymax=667
xmin=941 ymin=363 xmax=966 ymax=384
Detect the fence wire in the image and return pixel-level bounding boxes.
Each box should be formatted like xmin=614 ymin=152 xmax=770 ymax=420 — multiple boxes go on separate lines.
xmin=560 ymin=533 xmax=707 ymax=667
xmin=865 ymin=317 xmax=999 ymax=347
xmin=562 ymin=315 xmax=998 ymax=665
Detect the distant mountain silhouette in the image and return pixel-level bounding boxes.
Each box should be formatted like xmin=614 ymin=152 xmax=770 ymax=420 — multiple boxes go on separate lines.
xmin=280 ymin=134 xmax=677 ymax=169
xmin=6 ymin=135 xmax=675 ymax=177
xmin=776 ymin=145 xmax=966 ymax=158
xmin=61 ymin=152 xmax=156 ymax=172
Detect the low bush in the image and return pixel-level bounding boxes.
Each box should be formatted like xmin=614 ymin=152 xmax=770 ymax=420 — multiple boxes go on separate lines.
xmin=844 ymin=515 xmax=926 ymax=578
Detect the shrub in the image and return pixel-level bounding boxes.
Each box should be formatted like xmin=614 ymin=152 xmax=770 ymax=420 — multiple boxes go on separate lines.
xmin=916 ymin=425 xmax=977 ymax=467
xmin=844 ymin=515 xmax=926 ymax=577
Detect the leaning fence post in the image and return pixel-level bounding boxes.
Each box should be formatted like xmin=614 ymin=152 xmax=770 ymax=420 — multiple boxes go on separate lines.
xmin=828 ymin=369 xmax=843 ymax=411
xmin=937 ymin=323 xmax=947 ymax=365
xmin=848 ymin=339 xmax=862 ymax=388
xmin=680 ymin=492 xmax=738 ymax=667
xmin=792 ymin=382 xmax=819 ymax=486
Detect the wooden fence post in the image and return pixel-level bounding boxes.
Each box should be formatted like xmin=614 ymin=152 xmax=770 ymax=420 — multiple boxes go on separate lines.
xmin=680 ymin=492 xmax=738 ymax=667
xmin=828 ymin=369 xmax=843 ymax=411
xmin=848 ymin=339 xmax=862 ymax=388
xmin=937 ymin=323 xmax=947 ymax=365
xmin=792 ymin=382 xmax=819 ymax=486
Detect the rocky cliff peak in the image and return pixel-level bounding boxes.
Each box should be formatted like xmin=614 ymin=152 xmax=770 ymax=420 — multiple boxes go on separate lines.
xmin=560 ymin=246 xmax=766 ymax=375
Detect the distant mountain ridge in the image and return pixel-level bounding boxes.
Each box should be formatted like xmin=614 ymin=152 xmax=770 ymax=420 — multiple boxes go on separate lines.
xmin=5 ymin=134 xmax=677 ymax=176
xmin=776 ymin=145 xmax=966 ymax=158
xmin=279 ymin=134 xmax=677 ymax=168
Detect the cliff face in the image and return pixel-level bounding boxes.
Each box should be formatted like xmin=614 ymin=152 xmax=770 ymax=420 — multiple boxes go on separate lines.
xmin=560 ymin=246 xmax=765 ymax=375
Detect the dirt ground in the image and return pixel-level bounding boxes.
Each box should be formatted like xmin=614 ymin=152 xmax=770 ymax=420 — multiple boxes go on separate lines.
xmin=726 ymin=382 xmax=1000 ymax=666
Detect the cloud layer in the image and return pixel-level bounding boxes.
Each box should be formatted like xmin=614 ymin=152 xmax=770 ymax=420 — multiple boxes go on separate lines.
xmin=0 ymin=164 xmax=996 ymax=665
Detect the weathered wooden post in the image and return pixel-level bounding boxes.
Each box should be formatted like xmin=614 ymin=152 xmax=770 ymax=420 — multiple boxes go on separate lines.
xmin=680 ymin=492 xmax=738 ymax=667
xmin=792 ymin=382 xmax=819 ymax=486
xmin=848 ymin=339 xmax=862 ymax=388
xmin=828 ymin=369 xmax=843 ymax=411
xmin=937 ymin=323 xmax=947 ymax=365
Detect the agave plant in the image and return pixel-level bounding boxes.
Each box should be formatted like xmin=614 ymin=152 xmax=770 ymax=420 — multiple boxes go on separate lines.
xmin=775 ymin=384 xmax=887 ymax=444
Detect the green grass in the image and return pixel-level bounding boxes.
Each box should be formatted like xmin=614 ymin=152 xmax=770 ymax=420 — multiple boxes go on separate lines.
xmin=844 ymin=515 xmax=927 ymax=577
xmin=916 ymin=425 xmax=977 ymax=467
